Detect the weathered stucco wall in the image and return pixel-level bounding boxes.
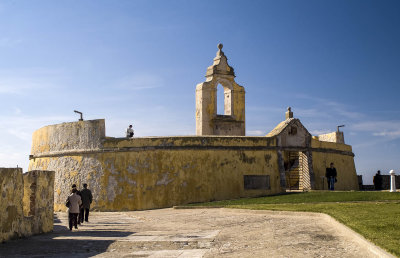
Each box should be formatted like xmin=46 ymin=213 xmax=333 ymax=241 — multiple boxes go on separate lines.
xmin=0 ymin=168 xmax=23 ymax=243
xmin=0 ymin=168 xmax=54 ymax=243
xmin=29 ymin=125 xmax=281 ymax=211
xmin=31 ymin=119 xmax=105 ymax=156
xmin=23 ymin=170 xmax=55 ymax=234
xmin=317 ymin=131 xmax=345 ymax=144
xmin=28 ymin=120 xmax=360 ymax=212
xmin=311 ymin=139 xmax=358 ymax=190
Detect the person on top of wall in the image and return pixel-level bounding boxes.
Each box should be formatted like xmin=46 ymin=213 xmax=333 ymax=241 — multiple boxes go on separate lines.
xmin=66 ymin=188 xmax=82 ymax=231
xmin=373 ymin=170 xmax=383 ymax=190
xmin=325 ymin=162 xmax=337 ymax=191
xmin=126 ymin=124 xmax=134 ymax=138
xmin=79 ymin=183 xmax=93 ymax=223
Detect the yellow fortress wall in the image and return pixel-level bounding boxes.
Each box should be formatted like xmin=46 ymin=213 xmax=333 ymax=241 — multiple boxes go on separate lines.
xmin=28 ymin=118 xmax=360 ymax=212
xmin=29 ymin=120 xmax=282 ymax=211
xmin=311 ymin=139 xmax=359 ymax=190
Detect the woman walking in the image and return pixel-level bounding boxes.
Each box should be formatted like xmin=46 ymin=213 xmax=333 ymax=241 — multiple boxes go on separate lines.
xmin=67 ymin=188 xmax=82 ymax=231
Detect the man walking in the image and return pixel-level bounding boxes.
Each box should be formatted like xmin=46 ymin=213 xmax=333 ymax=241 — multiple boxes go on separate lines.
xmin=80 ymin=183 xmax=93 ymax=223
xmin=67 ymin=188 xmax=82 ymax=231
xmin=72 ymin=184 xmax=82 ymax=225
xmin=325 ymin=162 xmax=337 ymax=191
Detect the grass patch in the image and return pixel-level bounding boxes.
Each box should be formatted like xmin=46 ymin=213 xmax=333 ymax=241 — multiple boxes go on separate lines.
xmin=189 ymin=191 xmax=400 ymax=256
xmin=191 ymin=191 xmax=400 ymax=206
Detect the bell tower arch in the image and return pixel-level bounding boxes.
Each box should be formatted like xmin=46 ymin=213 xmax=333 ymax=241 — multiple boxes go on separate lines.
xmin=195 ymin=44 xmax=245 ymax=136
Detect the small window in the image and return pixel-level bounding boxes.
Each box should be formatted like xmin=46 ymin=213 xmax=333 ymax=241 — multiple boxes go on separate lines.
xmin=289 ymin=126 xmax=297 ymax=135
xmin=244 ymin=175 xmax=270 ymax=190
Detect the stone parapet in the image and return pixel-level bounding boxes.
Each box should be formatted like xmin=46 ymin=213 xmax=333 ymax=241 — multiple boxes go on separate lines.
xmin=30 ymin=119 xmax=105 ymax=156
xmin=317 ymin=131 xmax=345 ymax=144
xmin=23 ymin=170 xmax=55 ymax=234
xmin=0 ymin=168 xmax=23 ymax=242
xmin=0 ymin=168 xmax=54 ymax=243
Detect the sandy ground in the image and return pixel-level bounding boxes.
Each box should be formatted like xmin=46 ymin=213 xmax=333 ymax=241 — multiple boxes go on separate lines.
xmin=0 ymin=208 xmax=394 ymax=258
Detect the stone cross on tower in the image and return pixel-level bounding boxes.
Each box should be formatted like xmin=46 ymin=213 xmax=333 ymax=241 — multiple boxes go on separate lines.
xmin=195 ymin=44 xmax=246 ymax=136
xmin=205 ymin=43 xmax=235 ymax=78
xmin=285 ymin=107 xmax=293 ymax=120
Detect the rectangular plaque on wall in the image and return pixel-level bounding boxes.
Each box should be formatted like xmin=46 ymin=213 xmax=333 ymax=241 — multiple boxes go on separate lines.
xmin=244 ymin=175 xmax=270 ymax=190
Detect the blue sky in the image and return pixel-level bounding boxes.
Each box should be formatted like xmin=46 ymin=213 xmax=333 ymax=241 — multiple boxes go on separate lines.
xmin=1 ymin=0 xmax=399 ymax=184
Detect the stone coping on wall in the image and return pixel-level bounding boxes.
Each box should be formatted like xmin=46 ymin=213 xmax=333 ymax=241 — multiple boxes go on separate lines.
xmin=31 ymin=119 xmax=353 ymax=155
xmin=29 ymin=135 xmax=354 ymax=159
xmin=103 ymin=135 xmax=277 ymax=148
xmin=311 ymin=138 xmax=352 ymax=152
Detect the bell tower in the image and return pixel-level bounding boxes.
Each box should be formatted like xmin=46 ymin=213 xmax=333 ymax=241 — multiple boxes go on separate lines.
xmin=195 ymin=44 xmax=245 ymax=136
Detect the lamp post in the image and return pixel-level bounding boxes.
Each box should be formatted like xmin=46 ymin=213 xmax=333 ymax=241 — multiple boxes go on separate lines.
xmin=337 ymin=125 xmax=345 ymax=132
xmin=74 ymin=110 xmax=83 ymax=121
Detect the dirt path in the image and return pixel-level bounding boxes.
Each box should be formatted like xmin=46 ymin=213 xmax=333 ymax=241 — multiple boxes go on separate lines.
xmin=0 ymin=208 xmax=393 ymax=257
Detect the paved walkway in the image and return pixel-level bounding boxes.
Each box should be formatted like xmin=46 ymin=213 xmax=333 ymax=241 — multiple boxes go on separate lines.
xmin=0 ymin=208 xmax=393 ymax=257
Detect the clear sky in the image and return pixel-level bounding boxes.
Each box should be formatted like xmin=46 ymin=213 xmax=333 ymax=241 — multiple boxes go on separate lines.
xmin=1 ymin=0 xmax=399 ymax=184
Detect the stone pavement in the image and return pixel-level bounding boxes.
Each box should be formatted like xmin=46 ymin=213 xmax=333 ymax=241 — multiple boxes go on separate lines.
xmin=0 ymin=208 xmax=393 ymax=258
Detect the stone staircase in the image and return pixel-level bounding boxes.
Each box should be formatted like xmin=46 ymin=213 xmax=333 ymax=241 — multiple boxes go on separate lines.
xmin=287 ymin=152 xmax=300 ymax=190
xmin=286 ymin=151 xmax=311 ymax=191
xmin=299 ymin=152 xmax=311 ymax=190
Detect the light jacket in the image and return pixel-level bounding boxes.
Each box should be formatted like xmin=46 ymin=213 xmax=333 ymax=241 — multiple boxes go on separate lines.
xmin=67 ymin=193 xmax=82 ymax=213
xmin=126 ymin=128 xmax=134 ymax=137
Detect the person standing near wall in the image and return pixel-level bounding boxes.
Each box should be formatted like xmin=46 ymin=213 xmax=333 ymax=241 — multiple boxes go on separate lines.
xmin=325 ymin=163 xmax=337 ymax=191
xmin=80 ymin=183 xmax=93 ymax=223
xmin=373 ymin=170 xmax=383 ymax=190
xmin=67 ymin=188 xmax=82 ymax=231
xmin=126 ymin=124 xmax=134 ymax=138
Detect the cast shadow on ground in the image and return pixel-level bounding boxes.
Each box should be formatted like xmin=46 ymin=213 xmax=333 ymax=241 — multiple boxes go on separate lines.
xmin=0 ymin=214 xmax=134 ymax=258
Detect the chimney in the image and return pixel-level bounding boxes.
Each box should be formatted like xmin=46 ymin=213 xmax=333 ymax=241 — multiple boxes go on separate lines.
xmin=285 ymin=107 xmax=293 ymax=120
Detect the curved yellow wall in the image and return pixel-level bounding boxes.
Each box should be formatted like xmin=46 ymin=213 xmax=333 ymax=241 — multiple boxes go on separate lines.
xmin=311 ymin=139 xmax=359 ymax=190
xmin=29 ymin=120 xmax=282 ymax=211
xmin=29 ymin=120 xmax=360 ymax=212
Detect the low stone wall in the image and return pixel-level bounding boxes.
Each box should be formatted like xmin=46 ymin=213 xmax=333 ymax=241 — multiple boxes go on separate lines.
xmin=358 ymin=175 xmax=400 ymax=190
xmin=377 ymin=175 xmax=400 ymax=190
xmin=374 ymin=175 xmax=400 ymax=190
xmin=317 ymin=132 xmax=345 ymax=144
xmin=0 ymin=168 xmax=23 ymax=242
xmin=23 ymin=170 xmax=55 ymax=234
xmin=0 ymin=168 xmax=54 ymax=243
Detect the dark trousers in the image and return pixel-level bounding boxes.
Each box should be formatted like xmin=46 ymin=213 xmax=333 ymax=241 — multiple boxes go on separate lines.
xmin=69 ymin=213 xmax=79 ymax=230
xmin=327 ymin=177 xmax=335 ymax=190
xmin=329 ymin=177 xmax=335 ymax=190
xmin=80 ymin=208 xmax=90 ymax=222
xmin=78 ymin=209 xmax=82 ymax=224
